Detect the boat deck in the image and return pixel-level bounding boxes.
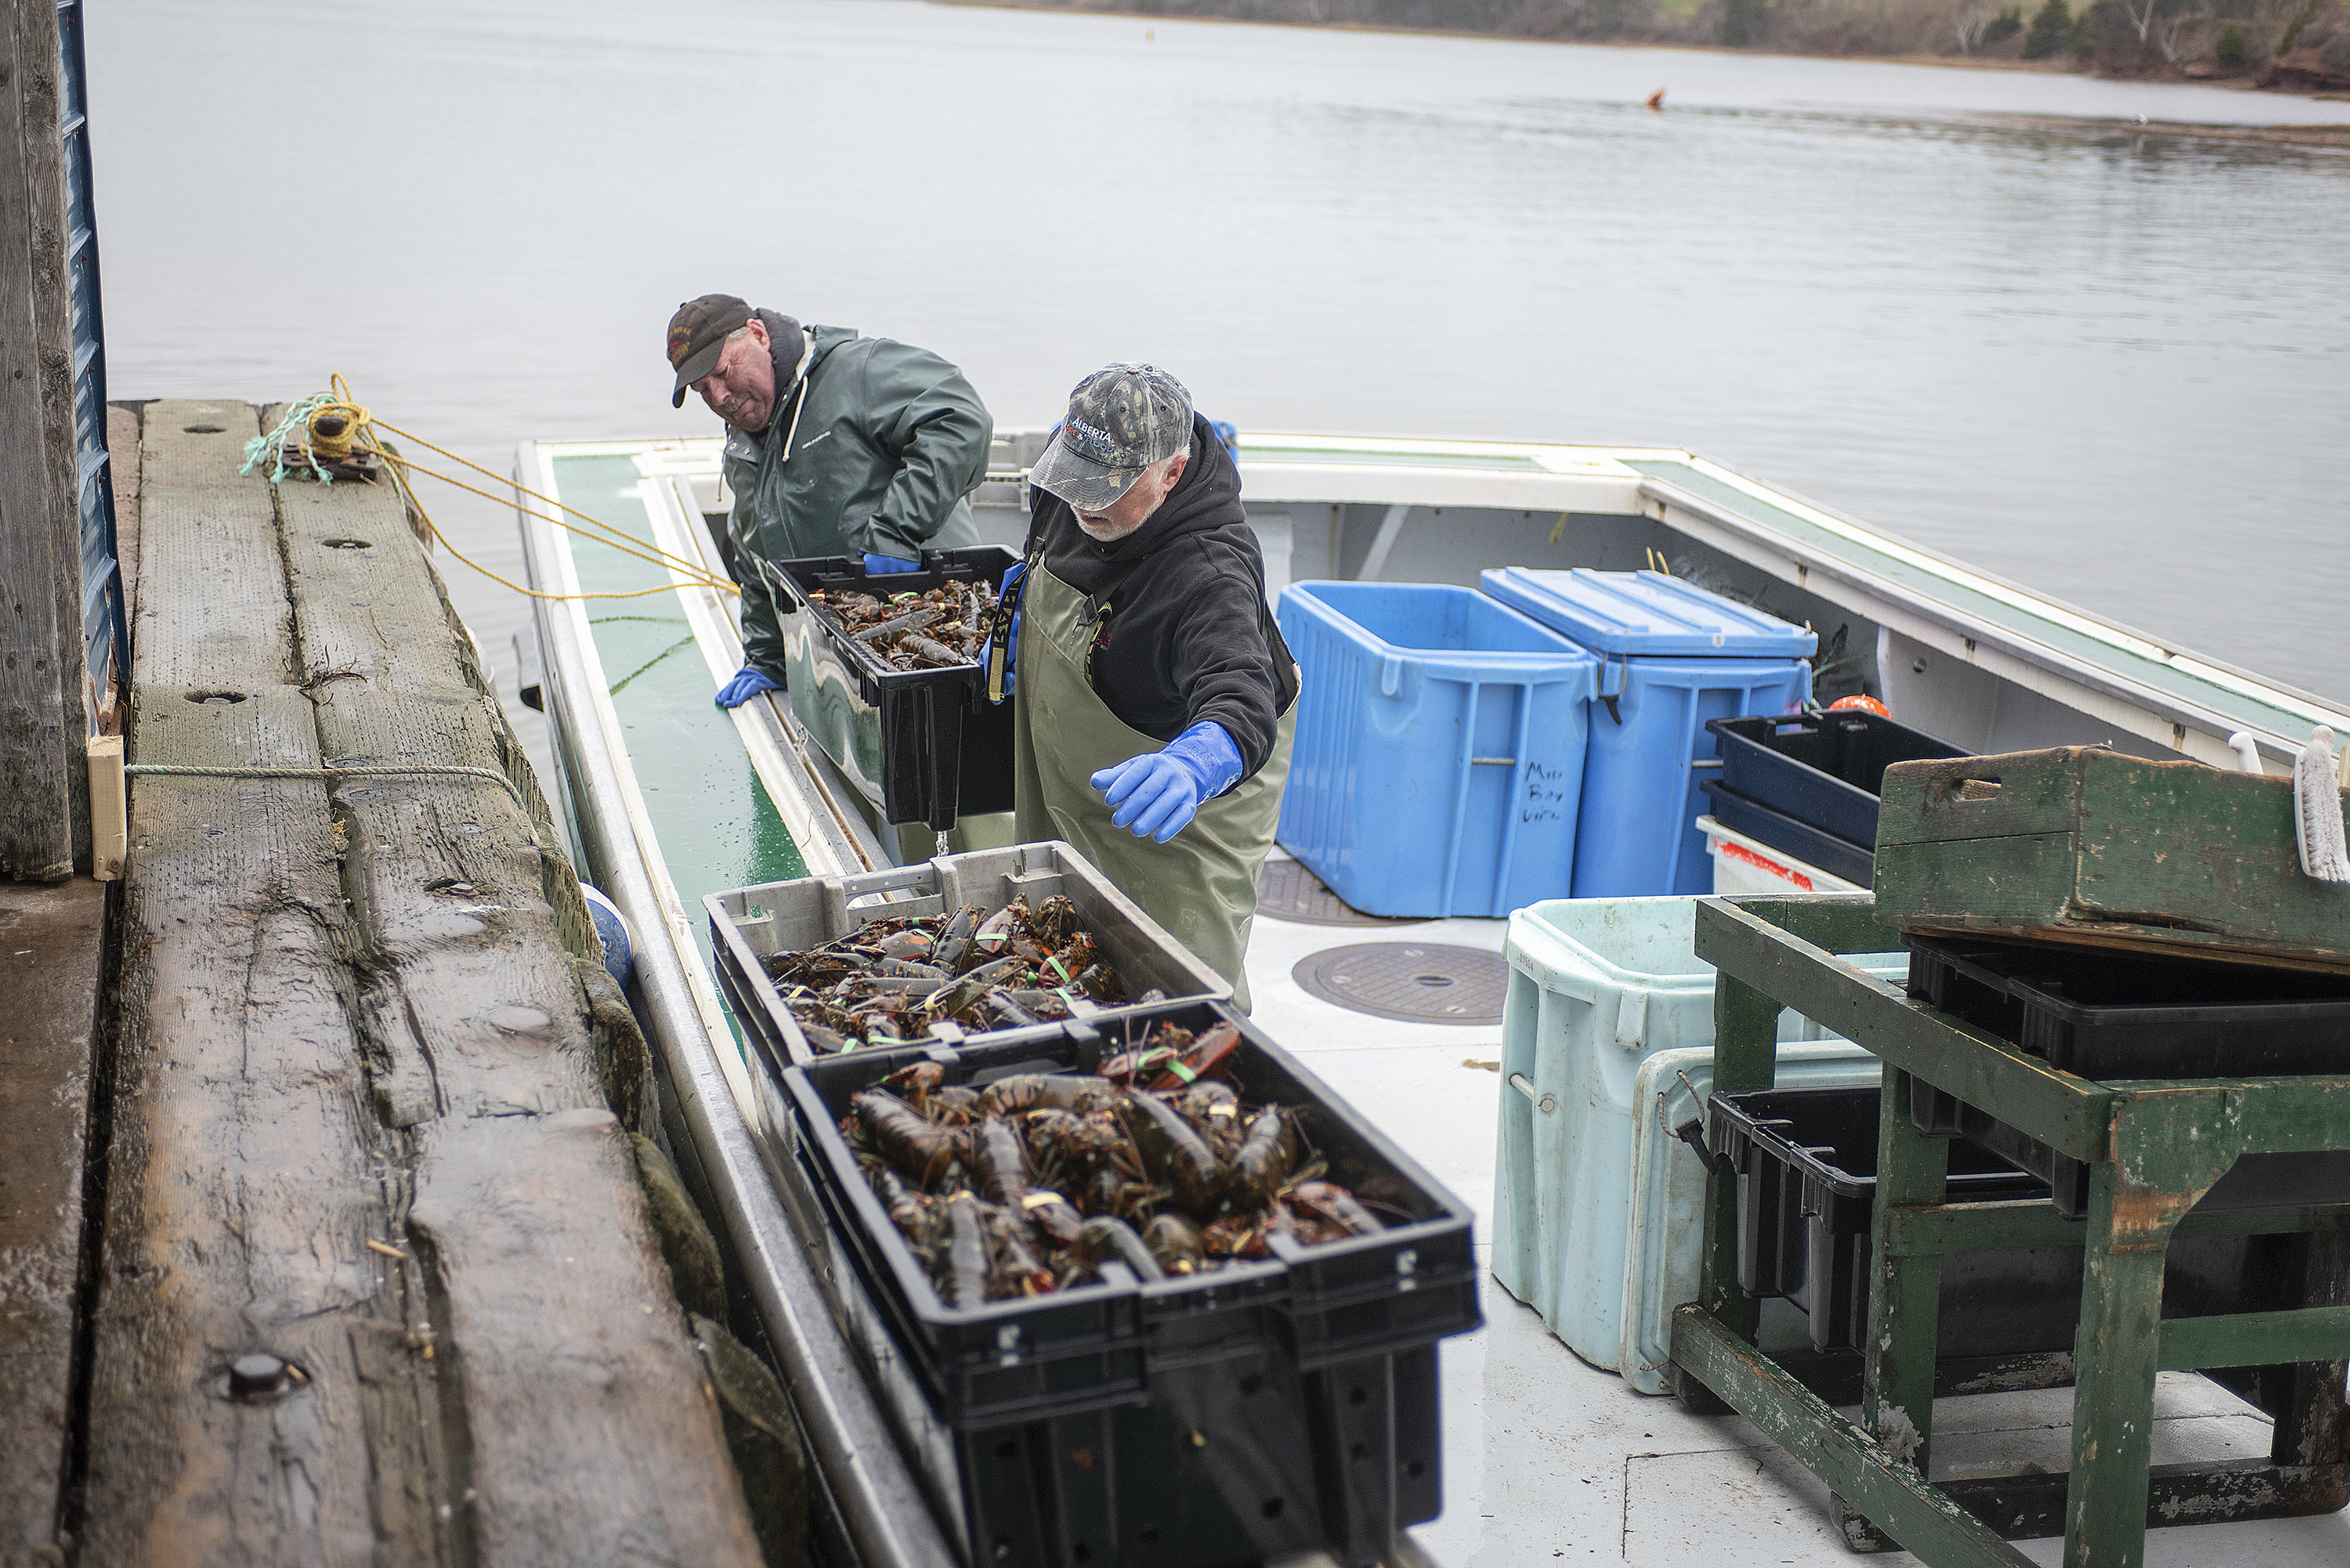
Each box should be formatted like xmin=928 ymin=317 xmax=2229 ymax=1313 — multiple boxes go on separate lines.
xmin=517 ymin=436 xmax=2350 ymax=1567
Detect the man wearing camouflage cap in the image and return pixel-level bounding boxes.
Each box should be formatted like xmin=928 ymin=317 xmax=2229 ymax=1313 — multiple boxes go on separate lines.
xmin=985 ymin=365 xmax=1297 ymax=1010
xmin=663 ymin=293 xmax=992 ymax=707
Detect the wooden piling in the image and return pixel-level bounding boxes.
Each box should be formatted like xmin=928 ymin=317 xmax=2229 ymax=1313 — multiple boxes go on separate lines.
xmin=0 ymin=0 xmax=93 ymax=880
xmin=0 ymin=877 xmax=107 ymax=1566
xmin=76 ymin=402 xmax=766 ymax=1567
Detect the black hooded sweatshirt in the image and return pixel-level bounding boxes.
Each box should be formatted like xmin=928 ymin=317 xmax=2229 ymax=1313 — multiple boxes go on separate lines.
xmin=1023 ymin=413 xmax=1299 ymax=782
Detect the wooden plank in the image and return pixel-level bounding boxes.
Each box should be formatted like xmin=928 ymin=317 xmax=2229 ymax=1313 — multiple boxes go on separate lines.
xmin=1886 ymin=1198 xmax=2084 ymax=1257
xmin=1864 ymin=1071 xmax=1952 ymax=1481
xmin=88 ymin=407 xmax=440 ymax=1567
xmin=0 ymin=2 xmax=81 ymax=880
xmin=1835 ymin=1458 xmax=2349 ymax=1548
xmin=1884 ymin=1197 xmax=2350 ymax=1259
xmin=1763 ymin=1349 xmax=2077 ymax=1408
xmin=2174 ymin=1078 xmax=2350 ymax=1157
xmin=2063 ymin=1161 xmax=2182 ymax=1568
xmin=266 ymin=453 xmax=765 ymax=1564
xmin=1716 ymin=891 xmax=1900 ymax=955
xmin=2161 ymin=1306 xmax=2350 ymax=1370
xmin=0 ymin=878 xmax=106 ymax=1566
xmin=108 ymin=404 xmax=141 ymax=623
xmin=127 ymin=404 xmax=278 ymax=688
xmin=81 ymin=682 xmax=402 ymax=1568
xmin=1668 ymin=1304 xmax=2037 ymax=1566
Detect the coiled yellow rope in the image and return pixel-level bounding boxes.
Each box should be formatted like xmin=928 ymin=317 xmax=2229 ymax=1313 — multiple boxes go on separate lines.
xmin=244 ymin=376 xmax=740 ymax=604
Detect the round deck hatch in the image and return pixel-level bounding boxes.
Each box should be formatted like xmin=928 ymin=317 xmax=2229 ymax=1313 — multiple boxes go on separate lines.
xmin=1257 ymin=858 xmax=1427 ymax=928
xmin=1291 ymin=943 xmax=1508 ymax=1024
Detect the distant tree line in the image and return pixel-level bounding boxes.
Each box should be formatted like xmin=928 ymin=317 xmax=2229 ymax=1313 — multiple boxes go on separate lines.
xmin=977 ymin=0 xmax=2350 ymax=84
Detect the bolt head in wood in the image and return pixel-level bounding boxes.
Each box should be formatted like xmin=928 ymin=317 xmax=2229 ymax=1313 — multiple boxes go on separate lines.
xmin=228 ymin=1353 xmax=291 ymax=1400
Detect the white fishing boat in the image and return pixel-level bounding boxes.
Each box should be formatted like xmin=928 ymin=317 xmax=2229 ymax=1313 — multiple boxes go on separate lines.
xmin=512 ymin=429 xmax=2350 ymax=1568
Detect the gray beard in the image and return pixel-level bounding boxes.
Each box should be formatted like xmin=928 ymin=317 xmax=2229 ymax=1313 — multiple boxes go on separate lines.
xmin=1076 ymin=512 xmax=1143 ymax=542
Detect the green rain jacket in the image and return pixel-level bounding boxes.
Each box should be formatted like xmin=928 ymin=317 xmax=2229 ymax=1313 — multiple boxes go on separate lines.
xmin=723 ymin=317 xmax=990 ymax=679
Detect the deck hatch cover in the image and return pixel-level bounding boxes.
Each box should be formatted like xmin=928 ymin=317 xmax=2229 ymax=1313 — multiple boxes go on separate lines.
xmin=1257 ymin=858 xmax=1426 ymax=928
xmin=1291 ymin=943 xmax=1507 ymax=1024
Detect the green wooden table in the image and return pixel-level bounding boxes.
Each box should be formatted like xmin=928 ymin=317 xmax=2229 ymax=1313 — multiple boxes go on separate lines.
xmin=1667 ymin=894 xmax=2350 ymax=1568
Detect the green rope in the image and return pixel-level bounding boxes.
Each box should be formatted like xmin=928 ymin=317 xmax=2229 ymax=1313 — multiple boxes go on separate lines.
xmin=239 ymin=392 xmax=339 ymax=486
xmin=123 ymin=762 xmax=542 ymax=843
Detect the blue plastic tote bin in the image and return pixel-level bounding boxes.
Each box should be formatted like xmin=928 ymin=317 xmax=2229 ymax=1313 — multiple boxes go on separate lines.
xmin=1275 ymin=581 xmax=1600 ymax=918
xmin=1488 ymin=896 xmax=1904 ymax=1379
xmin=1479 ymin=569 xmax=1813 ymax=898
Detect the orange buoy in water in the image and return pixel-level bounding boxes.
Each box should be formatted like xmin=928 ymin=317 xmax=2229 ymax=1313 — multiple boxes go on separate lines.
xmin=1645 ymin=88 xmax=1666 ymax=110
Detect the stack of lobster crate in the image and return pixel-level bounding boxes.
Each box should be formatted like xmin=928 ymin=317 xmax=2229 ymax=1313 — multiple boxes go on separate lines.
xmin=1686 ymin=742 xmax=2350 ymax=1561
xmin=1705 ymin=743 xmax=2350 ymax=1360
xmin=707 ymin=840 xmax=1481 ymax=1568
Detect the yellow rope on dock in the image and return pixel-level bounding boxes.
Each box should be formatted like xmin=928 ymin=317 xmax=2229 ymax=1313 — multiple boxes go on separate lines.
xmin=247 ymin=377 xmax=741 ymax=604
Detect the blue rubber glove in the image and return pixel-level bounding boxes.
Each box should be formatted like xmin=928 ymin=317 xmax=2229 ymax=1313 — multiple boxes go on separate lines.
xmin=863 ymin=551 xmax=920 ymax=575
xmin=988 ymin=562 xmax=1026 ymax=703
xmin=1090 ymin=721 xmax=1244 ymax=844
xmin=714 ymin=666 xmax=783 ymax=709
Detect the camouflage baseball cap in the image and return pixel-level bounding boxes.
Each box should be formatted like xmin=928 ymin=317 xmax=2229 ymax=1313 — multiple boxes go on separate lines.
xmin=666 ymin=293 xmax=754 ymax=407
xmin=1029 ymin=364 xmax=1195 ymax=511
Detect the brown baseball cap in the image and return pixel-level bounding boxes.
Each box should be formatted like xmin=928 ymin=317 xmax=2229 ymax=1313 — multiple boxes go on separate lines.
xmin=666 ymin=294 xmax=754 ymax=407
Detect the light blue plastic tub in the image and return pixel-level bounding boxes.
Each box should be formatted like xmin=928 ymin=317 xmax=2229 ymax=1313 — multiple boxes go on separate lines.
xmin=1479 ymin=569 xmax=1813 ymax=898
xmin=1274 ymin=581 xmax=1600 ymax=917
xmin=1488 ymin=896 xmax=1906 ymax=1378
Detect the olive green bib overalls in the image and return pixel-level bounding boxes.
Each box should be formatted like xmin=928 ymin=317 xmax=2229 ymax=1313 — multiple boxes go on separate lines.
xmin=1008 ymin=562 xmax=1294 ymax=1013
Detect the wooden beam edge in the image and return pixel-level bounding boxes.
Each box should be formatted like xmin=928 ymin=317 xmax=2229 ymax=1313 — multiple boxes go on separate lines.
xmin=2160 ymin=1306 xmax=2350 ymax=1371
xmin=1668 ymin=1304 xmax=2037 ymax=1567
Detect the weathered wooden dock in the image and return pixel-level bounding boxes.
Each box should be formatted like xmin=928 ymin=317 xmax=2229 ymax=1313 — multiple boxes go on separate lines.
xmin=0 ymin=401 xmax=797 ymax=1566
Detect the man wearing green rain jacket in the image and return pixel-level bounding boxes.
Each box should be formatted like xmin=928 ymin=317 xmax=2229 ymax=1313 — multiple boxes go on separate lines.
xmin=663 ymin=293 xmax=992 ymax=707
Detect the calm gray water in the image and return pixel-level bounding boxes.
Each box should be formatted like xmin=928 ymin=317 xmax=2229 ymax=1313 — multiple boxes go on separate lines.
xmin=89 ymin=0 xmax=2350 ymax=757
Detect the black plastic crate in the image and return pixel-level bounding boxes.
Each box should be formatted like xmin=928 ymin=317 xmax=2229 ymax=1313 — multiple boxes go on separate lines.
xmin=1902 ymin=934 xmax=2350 ymax=1219
xmin=780 ymin=1000 xmax=1480 ymax=1568
xmin=1708 ymin=710 xmax=1968 ymax=849
xmin=1709 ymin=1086 xmax=2049 ymax=1353
xmin=1699 ymin=777 xmax=1876 ymax=887
xmin=773 ymin=545 xmax=1018 ymax=831
xmin=783 ymin=999 xmax=1480 ymax=1425
xmin=1711 ymin=1086 xmax=2254 ymax=1356
xmin=1906 ymin=933 xmax=2350 ymax=1080
xmin=707 ymin=841 xmax=1230 ymax=1070
xmin=956 ymin=1338 xmax=1443 ymax=1568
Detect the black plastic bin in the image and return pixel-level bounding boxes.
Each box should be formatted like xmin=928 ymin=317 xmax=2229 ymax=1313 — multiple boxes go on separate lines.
xmin=1708 ymin=1086 xmax=2253 ymax=1355
xmin=1905 ymin=934 xmax=2350 ymax=1219
xmin=773 ymin=545 xmax=1018 ymax=831
xmin=779 ymin=999 xmax=1481 ymax=1568
xmin=1699 ymin=777 xmax=1877 ymax=887
xmin=1708 ymin=710 xmax=1967 ymax=848
xmin=1710 ymin=1086 xmax=2051 ymax=1353
xmin=1907 ymin=933 xmax=2350 ymax=1079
